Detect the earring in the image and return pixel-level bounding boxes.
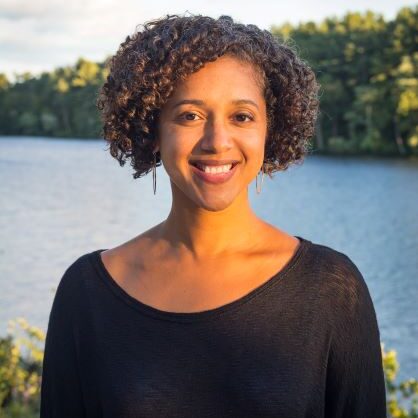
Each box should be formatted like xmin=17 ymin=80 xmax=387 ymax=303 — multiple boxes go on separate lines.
xmin=152 ymin=151 xmax=157 ymax=195
xmin=256 ymin=163 xmax=265 ymax=194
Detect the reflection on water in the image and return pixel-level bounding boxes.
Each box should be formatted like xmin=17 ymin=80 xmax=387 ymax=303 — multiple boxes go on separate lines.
xmin=0 ymin=136 xmax=417 ymax=381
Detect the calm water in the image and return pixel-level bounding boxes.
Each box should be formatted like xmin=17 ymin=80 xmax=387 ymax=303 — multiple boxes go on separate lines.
xmin=1 ymin=136 xmax=417 ymax=382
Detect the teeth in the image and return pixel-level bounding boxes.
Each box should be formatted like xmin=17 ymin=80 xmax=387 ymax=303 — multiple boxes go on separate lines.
xmin=197 ymin=164 xmax=233 ymax=173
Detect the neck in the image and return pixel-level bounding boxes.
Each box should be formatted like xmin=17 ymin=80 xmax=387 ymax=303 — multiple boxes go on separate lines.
xmin=156 ymin=186 xmax=266 ymax=261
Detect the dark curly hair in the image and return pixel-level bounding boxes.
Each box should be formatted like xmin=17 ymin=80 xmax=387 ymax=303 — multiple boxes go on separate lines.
xmin=97 ymin=14 xmax=320 ymax=180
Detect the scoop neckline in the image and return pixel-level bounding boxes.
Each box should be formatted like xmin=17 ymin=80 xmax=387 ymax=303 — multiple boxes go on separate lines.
xmin=90 ymin=235 xmax=311 ymax=323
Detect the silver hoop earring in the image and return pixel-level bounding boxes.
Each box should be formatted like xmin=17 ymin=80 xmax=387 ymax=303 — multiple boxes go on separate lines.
xmin=256 ymin=164 xmax=265 ymax=194
xmin=152 ymin=151 xmax=157 ymax=195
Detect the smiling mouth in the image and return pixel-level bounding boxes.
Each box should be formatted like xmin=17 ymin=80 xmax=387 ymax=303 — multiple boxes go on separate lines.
xmin=189 ymin=161 xmax=240 ymax=184
xmin=189 ymin=162 xmax=239 ymax=173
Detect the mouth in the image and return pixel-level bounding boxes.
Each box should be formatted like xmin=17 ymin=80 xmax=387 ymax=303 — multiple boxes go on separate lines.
xmin=189 ymin=161 xmax=240 ymax=184
xmin=189 ymin=161 xmax=239 ymax=173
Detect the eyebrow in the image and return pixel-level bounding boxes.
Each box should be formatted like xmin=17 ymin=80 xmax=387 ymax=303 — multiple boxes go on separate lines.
xmin=172 ymin=99 xmax=259 ymax=110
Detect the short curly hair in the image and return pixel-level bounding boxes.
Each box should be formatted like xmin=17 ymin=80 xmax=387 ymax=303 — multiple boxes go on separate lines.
xmin=97 ymin=14 xmax=320 ymax=180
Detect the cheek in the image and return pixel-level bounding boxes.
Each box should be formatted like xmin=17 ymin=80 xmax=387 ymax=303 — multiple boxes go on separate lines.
xmin=159 ymin=129 xmax=192 ymax=171
xmin=243 ymin=132 xmax=267 ymax=165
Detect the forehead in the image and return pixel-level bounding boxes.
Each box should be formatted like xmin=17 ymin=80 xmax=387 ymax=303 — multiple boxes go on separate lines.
xmin=168 ymin=55 xmax=265 ymax=102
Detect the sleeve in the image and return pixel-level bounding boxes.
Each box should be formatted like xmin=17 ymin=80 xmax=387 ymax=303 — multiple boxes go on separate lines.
xmin=324 ymin=254 xmax=387 ymax=418
xmin=40 ymin=261 xmax=86 ymax=417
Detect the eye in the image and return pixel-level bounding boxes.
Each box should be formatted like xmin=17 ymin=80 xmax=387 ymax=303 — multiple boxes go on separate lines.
xmin=234 ymin=113 xmax=254 ymax=122
xmin=179 ymin=112 xmax=201 ymax=121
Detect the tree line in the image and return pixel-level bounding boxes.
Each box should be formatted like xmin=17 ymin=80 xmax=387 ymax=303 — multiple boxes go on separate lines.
xmin=0 ymin=6 xmax=417 ymax=156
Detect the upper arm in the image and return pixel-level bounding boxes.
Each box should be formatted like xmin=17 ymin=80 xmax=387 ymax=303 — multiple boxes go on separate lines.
xmin=323 ymin=254 xmax=387 ymax=418
xmin=40 ymin=261 xmax=86 ymax=418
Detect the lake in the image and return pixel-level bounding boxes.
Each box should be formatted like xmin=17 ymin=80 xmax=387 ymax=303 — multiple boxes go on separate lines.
xmin=0 ymin=136 xmax=417 ymax=382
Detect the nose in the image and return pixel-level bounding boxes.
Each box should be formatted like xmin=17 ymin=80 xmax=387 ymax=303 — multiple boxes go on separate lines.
xmin=200 ymin=117 xmax=233 ymax=153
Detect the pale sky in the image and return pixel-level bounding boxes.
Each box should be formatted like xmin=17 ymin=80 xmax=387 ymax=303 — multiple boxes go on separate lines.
xmin=0 ymin=0 xmax=416 ymax=80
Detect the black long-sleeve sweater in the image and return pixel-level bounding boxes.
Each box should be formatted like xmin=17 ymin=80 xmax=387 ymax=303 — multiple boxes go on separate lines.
xmin=40 ymin=236 xmax=387 ymax=417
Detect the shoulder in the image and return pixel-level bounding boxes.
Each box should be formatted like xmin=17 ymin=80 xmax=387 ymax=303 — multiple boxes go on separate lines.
xmin=305 ymin=244 xmax=383 ymax=365
xmin=308 ymin=240 xmax=364 ymax=280
xmin=54 ymin=250 xmax=103 ymax=299
xmin=305 ymin=241 xmax=379 ymax=336
xmin=305 ymin=240 xmax=371 ymax=309
xmin=46 ymin=251 xmax=100 ymax=328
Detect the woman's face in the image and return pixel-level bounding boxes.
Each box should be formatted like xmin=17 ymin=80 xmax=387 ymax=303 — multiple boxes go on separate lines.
xmin=156 ymin=55 xmax=268 ymax=212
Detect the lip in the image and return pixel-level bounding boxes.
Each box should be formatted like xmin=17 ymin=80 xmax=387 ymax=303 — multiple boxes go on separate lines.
xmin=189 ymin=159 xmax=240 ymax=166
xmin=190 ymin=162 xmax=239 ymax=184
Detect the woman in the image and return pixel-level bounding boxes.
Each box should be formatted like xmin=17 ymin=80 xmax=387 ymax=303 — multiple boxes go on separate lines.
xmin=40 ymin=14 xmax=387 ymax=417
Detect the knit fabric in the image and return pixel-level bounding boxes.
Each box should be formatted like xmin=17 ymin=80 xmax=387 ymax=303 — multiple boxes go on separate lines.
xmin=40 ymin=236 xmax=387 ymax=417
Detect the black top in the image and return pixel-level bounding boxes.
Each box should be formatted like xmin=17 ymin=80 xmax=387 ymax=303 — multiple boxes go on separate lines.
xmin=40 ymin=236 xmax=387 ymax=417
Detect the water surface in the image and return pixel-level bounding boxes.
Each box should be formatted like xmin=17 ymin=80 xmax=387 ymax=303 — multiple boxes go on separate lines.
xmin=0 ymin=136 xmax=417 ymax=381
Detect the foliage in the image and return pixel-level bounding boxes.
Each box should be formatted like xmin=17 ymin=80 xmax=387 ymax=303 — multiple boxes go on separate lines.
xmin=382 ymin=343 xmax=418 ymax=418
xmin=0 ymin=318 xmax=44 ymax=416
xmin=271 ymin=6 xmax=418 ymax=156
xmin=0 ymin=58 xmax=108 ymax=139
xmin=0 ymin=317 xmax=416 ymax=416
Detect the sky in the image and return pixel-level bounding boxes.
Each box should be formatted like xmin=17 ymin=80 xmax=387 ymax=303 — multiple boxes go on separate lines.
xmin=0 ymin=0 xmax=416 ymax=80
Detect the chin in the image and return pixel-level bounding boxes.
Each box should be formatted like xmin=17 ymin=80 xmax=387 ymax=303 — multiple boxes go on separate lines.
xmin=194 ymin=194 xmax=236 ymax=212
xmin=171 ymin=178 xmax=242 ymax=211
